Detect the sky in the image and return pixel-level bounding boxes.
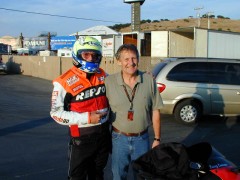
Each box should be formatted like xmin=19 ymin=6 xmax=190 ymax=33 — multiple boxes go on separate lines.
xmin=0 ymin=0 xmax=240 ymax=38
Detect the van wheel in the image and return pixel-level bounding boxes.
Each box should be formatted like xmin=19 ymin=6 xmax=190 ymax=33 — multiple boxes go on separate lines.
xmin=174 ymin=100 xmax=202 ymax=125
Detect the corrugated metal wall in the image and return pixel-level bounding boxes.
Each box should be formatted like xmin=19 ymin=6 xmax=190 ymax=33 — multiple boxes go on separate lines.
xmin=169 ymin=31 xmax=194 ymax=57
xmin=195 ymin=29 xmax=208 ymax=57
xmin=208 ymin=31 xmax=240 ymax=59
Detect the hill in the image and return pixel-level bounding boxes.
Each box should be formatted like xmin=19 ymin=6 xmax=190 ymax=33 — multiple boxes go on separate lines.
xmin=118 ymin=18 xmax=240 ymax=33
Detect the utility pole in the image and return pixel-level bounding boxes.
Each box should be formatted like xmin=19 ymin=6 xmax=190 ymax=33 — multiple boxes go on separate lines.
xmin=48 ymin=32 xmax=51 ymax=51
xmin=19 ymin=33 xmax=24 ymax=48
xmin=207 ymin=11 xmax=214 ymax=29
xmin=194 ymin=6 xmax=204 ymax=27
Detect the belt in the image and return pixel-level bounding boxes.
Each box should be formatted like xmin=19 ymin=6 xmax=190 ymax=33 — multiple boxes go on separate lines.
xmin=112 ymin=126 xmax=148 ymax=137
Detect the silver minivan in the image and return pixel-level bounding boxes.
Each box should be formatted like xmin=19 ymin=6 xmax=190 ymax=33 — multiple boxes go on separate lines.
xmin=152 ymin=58 xmax=240 ymax=125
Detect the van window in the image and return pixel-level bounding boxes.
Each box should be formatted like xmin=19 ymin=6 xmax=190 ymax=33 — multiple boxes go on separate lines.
xmin=166 ymin=62 xmax=208 ymax=83
xmin=208 ymin=62 xmax=240 ymax=85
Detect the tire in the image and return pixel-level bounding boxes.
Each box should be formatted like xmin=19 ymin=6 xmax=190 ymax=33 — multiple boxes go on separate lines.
xmin=174 ymin=99 xmax=202 ymax=125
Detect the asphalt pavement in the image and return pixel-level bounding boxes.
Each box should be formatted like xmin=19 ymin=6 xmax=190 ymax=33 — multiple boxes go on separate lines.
xmin=0 ymin=74 xmax=240 ymax=180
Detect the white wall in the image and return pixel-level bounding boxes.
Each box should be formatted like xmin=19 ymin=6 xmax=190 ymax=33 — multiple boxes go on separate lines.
xmin=208 ymin=31 xmax=240 ymax=59
xmin=195 ymin=29 xmax=208 ymax=57
xmin=151 ymin=31 xmax=168 ymax=57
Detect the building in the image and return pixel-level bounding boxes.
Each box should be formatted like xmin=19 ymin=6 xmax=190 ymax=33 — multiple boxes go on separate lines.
xmin=151 ymin=27 xmax=240 ymax=59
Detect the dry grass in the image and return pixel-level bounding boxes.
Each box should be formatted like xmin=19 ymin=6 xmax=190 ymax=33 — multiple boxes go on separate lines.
xmin=119 ymin=18 xmax=240 ymax=33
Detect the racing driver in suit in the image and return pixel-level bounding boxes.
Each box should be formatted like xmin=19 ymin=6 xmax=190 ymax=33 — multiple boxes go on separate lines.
xmin=50 ymin=36 xmax=111 ymax=180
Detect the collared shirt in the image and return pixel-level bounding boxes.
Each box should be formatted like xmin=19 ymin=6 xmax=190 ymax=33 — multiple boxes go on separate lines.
xmin=105 ymin=71 xmax=163 ymax=133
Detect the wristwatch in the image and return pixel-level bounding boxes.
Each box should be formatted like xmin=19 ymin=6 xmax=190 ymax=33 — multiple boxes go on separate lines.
xmin=154 ymin=138 xmax=161 ymax=141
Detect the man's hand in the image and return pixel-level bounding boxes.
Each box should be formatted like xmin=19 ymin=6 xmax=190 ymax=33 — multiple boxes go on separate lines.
xmin=89 ymin=111 xmax=107 ymax=124
xmin=152 ymin=140 xmax=160 ymax=148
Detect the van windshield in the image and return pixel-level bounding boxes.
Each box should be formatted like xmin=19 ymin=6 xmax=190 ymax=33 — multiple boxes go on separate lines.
xmin=152 ymin=62 xmax=167 ymax=77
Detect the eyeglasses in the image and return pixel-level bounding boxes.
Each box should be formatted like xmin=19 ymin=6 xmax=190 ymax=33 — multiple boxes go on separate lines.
xmin=79 ymin=51 xmax=102 ymax=62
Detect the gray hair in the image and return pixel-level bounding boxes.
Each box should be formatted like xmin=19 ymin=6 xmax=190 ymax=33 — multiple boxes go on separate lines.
xmin=115 ymin=44 xmax=139 ymax=60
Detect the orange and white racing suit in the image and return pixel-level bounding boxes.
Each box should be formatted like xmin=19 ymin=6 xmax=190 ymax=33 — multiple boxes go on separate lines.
xmin=50 ymin=66 xmax=111 ymax=179
xmin=50 ymin=66 xmax=109 ymax=137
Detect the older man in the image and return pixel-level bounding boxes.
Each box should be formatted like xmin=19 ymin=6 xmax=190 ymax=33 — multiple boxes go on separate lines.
xmin=105 ymin=44 xmax=163 ymax=180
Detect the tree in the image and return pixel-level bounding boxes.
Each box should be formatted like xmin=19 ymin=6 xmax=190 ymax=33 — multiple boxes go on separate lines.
xmin=217 ymin=15 xmax=225 ymax=19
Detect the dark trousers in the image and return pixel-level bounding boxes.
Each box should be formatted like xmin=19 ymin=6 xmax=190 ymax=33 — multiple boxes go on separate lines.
xmin=68 ymin=126 xmax=111 ymax=180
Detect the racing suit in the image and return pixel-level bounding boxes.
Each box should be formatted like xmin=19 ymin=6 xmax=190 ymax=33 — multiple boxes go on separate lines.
xmin=50 ymin=66 xmax=111 ymax=180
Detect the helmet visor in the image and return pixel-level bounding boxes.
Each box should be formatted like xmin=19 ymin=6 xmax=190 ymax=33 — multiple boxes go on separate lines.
xmin=77 ymin=50 xmax=102 ymax=63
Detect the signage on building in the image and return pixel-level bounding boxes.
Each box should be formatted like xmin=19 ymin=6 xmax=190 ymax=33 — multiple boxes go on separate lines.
xmin=24 ymin=37 xmax=48 ymax=51
xmin=102 ymin=38 xmax=114 ymax=57
xmin=51 ymin=36 xmax=76 ymax=50
xmin=102 ymin=36 xmax=122 ymax=57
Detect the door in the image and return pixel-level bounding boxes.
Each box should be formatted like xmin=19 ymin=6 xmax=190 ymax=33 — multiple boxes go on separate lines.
xmin=208 ymin=62 xmax=240 ymax=115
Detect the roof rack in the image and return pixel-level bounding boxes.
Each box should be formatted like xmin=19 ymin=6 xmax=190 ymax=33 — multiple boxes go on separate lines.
xmin=164 ymin=57 xmax=240 ymax=61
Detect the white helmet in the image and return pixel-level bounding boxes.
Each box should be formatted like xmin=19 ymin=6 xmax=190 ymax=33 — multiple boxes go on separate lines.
xmin=72 ymin=36 xmax=102 ymax=73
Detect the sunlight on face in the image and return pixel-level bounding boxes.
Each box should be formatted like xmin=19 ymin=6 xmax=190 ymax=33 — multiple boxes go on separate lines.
xmin=118 ymin=50 xmax=138 ymax=75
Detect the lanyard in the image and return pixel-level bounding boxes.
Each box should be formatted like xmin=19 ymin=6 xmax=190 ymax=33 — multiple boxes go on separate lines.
xmin=122 ymin=83 xmax=138 ymax=110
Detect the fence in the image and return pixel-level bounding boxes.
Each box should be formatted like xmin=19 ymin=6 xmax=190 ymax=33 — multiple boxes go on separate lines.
xmin=2 ymin=55 xmax=162 ymax=81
